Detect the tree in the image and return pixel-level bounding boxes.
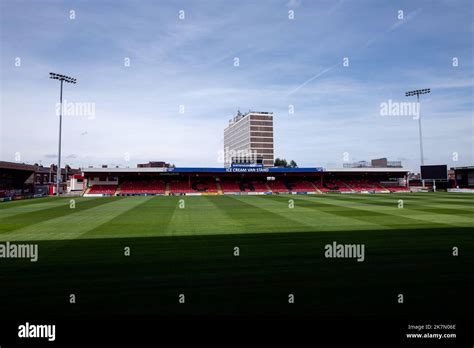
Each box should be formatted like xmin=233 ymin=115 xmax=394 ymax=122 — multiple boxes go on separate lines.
xmin=274 ymin=158 xmax=288 ymax=167
xmin=274 ymin=158 xmax=297 ymax=168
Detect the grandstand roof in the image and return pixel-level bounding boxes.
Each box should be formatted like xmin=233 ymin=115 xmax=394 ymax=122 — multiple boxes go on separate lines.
xmin=82 ymin=167 xmax=408 ymax=174
xmin=82 ymin=167 xmax=324 ymax=174
xmin=0 ymin=161 xmax=38 ymax=172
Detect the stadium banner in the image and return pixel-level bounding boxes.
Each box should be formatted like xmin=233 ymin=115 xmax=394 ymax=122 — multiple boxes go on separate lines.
xmin=164 ymin=167 xmax=325 ymax=173
xmin=410 ymin=187 xmax=430 ymax=192
xmin=448 ymin=188 xmax=474 ymax=193
xmin=185 ymin=193 xmax=202 ymax=196
xmin=269 ymin=167 xmax=324 ymax=173
xmin=227 ymin=167 xmax=269 ymax=173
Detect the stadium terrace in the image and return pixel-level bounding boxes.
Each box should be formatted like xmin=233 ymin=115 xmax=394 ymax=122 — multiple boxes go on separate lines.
xmin=80 ymin=166 xmax=410 ymax=196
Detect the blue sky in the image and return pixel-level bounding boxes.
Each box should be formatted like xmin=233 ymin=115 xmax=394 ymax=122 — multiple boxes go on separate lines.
xmin=1 ymin=0 xmax=472 ymax=170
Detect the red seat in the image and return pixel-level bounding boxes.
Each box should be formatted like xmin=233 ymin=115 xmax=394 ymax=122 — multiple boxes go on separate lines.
xmin=251 ymin=182 xmax=269 ymax=192
xmin=120 ymin=180 xmax=165 ymax=194
xmin=220 ymin=181 xmax=241 ymax=193
xmin=89 ymin=185 xmax=116 ymax=195
xmin=169 ymin=181 xmax=194 ymax=194
xmin=346 ymin=180 xmax=386 ymax=192
xmin=334 ymin=181 xmax=352 ymax=192
xmin=268 ymin=181 xmax=288 ymax=193
xmin=313 ymin=182 xmax=330 ymax=192
xmin=290 ymin=181 xmax=315 ymax=192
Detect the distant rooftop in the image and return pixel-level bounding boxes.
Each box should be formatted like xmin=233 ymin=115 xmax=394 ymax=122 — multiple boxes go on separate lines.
xmin=343 ymin=158 xmax=403 ymax=169
xmin=228 ymin=109 xmax=273 ymax=125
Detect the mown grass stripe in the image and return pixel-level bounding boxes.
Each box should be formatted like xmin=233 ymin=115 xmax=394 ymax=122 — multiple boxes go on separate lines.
xmin=0 ymin=197 xmax=151 ymax=241
xmin=81 ymin=196 xmax=179 ymax=239
xmin=166 ymin=195 xmax=303 ymax=236
xmin=0 ymin=197 xmax=100 ymax=220
xmin=298 ymin=195 xmax=469 ymax=228
xmin=238 ymin=194 xmax=384 ymax=231
xmin=253 ymin=194 xmax=389 ymax=231
xmin=323 ymin=194 xmax=474 ymax=216
xmin=347 ymin=193 xmax=474 ymax=224
xmin=0 ymin=197 xmax=57 ymax=210
xmin=0 ymin=197 xmax=116 ymax=235
xmin=226 ymin=195 xmax=318 ymax=233
xmin=194 ymin=195 xmax=248 ymax=234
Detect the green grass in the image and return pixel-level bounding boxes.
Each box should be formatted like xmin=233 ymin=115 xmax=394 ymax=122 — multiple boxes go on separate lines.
xmin=0 ymin=193 xmax=473 ymax=318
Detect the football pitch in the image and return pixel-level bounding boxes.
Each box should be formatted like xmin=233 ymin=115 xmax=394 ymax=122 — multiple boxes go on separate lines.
xmin=0 ymin=193 xmax=473 ymax=318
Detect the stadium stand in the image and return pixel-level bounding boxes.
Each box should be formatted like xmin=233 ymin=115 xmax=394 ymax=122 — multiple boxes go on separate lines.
xmin=249 ymin=181 xmax=270 ymax=192
xmin=192 ymin=180 xmax=218 ymax=193
xmin=312 ymin=182 xmax=330 ymax=193
xmin=206 ymin=181 xmax=219 ymax=193
xmin=288 ymin=181 xmax=316 ymax=192
xmin=120 ymin=180 xmax=165 ymax=195
xmin=117 ymin=179 xmax=218 ymax=195
xmin=239 ymin=182 xmax=250 ymax=192
xmin=333 ymin=180 xmax=353 ymax=192
xmin=82 ymin=176 xmax=413 ymax=195
xmin=267 ymin=180 xmax=289 ymax=193
xmin=88 ymin=185 xmax=117 ymax=195
xmin=346 ymin=180 xmax=385 ymax=192
xmin=0 ymin=190 xmax=13 ymax=198
xmin=0 ymin=161 xmax=38 ymax=199
xmin=169 ymin=181 xmax=194 ymax=194
xmin=80 ymin=167 xmax=411 ymax=196
xmin=320 ymin=181 xmax=348 ymax=192
xmin=220 ymin=180 xmax=241 ymax=193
